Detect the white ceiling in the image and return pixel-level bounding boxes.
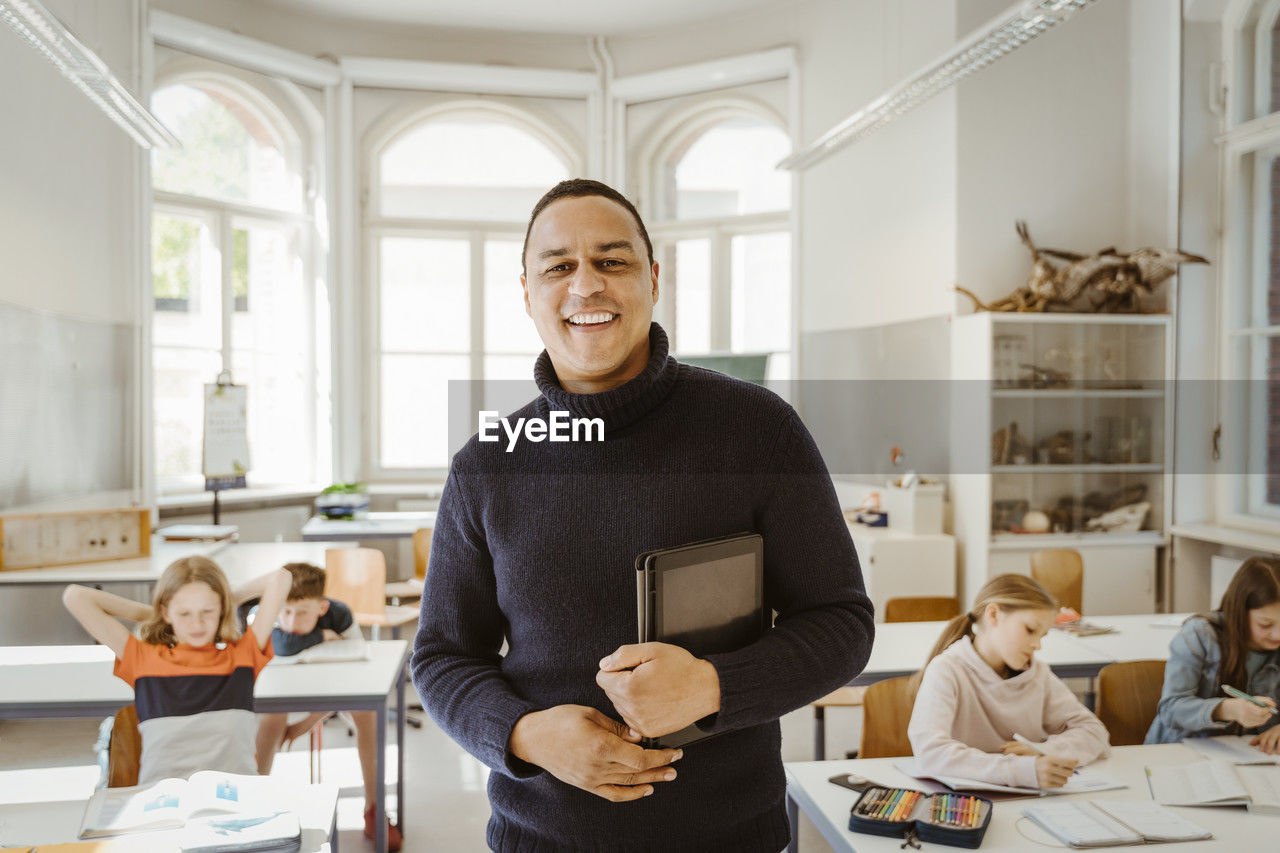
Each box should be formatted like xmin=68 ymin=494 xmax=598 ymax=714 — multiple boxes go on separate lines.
xmin=253 ymin=0 xmax=790 ymax=36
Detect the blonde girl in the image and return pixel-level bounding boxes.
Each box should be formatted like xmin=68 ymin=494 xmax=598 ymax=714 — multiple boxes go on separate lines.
xmin=1146 ymin=557 xmax=1280 ymax=750
xmin=63 ymin=557 xmax=290 ymax=785
xmin=907 ymin=574 xmax=1109 ymax=789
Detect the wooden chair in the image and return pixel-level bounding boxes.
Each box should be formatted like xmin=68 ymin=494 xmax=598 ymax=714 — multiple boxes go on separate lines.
xmin=385 ymin=526 xmax=431 ymax=603
xmin=1030 ymin=548 xmax=1084 ymax=613
xmin=1095 ymin=659 xmax=1166 ymax=746
xmin=859 ymin=675 xmax=917 ymax=759
xmin=811 ymin=595 xmax=959 ymax=759
xmin=883 ymin=596 xmax=960 ymax=623
xmin=324 ymin=548 xmax=419 ymax=641
xmin=107 ymin=705 xmax=141 ymax=787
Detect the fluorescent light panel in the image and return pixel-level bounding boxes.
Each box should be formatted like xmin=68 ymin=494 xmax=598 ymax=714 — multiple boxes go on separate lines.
xmin=0 ymin=0 xmax=177 ymax=149
xmin=778 ymin=0 xmax=1100 ymax=171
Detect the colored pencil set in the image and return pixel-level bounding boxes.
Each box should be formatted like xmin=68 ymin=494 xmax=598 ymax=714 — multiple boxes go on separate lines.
xmin=930 ymin=793 xmax=983 ymax=828
xmin=854 ymin=787 xmax=922 ymax=822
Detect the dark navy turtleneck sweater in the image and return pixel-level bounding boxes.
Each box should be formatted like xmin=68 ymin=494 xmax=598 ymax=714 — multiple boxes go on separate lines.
xmin=412 ymin=323 xmax=874 ymax=852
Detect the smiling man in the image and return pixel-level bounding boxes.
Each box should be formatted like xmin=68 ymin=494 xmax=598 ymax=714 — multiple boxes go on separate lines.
xmin=412 ymin=179 xmax=874 ymax=852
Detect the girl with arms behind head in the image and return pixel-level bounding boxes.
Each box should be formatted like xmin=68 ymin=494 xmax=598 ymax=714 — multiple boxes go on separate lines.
xmin=63 ymin=557 xmax=290 ymax=784
xmin=1146 ymin=556 xmax=1280 ymax=750
xmin=908 ymin=574 xmax=1109 ymax=789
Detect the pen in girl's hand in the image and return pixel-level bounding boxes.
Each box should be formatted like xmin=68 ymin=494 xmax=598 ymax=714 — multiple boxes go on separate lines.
xmin=1013 ymin=733 xmax=1080 ymax=774
xmin=1222 ymin=684 xmax=1280 ymax=715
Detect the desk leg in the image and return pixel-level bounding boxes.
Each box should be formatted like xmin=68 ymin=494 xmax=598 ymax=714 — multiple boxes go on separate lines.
xmin=1085 ymin=677 xmax=1096 ymax=711
xmin=377 ymin=701 xmax=387 ymax=853
xmin=786 ymin=793 xmax=799 ymax=853
xmin=397 ymin=658 xmax=406 ymax=834
xmin=813 ymin=707 xmax=825 ymax=761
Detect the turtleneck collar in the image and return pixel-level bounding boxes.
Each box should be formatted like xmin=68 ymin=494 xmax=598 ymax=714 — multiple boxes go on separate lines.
xmin=534 ymin=322 xmax=679 ymax=432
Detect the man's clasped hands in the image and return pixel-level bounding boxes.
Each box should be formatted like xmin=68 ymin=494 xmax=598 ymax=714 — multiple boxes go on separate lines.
xmin=508 ymin=642 xmax=722 ymax=802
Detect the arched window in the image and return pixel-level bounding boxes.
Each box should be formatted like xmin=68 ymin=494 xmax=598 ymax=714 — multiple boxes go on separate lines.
xmin=150 ymin=73 xmax=316 ymax=492
xmin=368 ymin=106 xmax=575 ymax=472
xmin=646 ymin=108 xmax=792 ymax=381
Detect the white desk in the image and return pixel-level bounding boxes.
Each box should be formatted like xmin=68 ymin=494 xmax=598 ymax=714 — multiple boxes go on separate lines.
xmin=0 ymin=782 xmax=338 ymax=851
xmin=301 ymin=511 xmax=435 ymax=541
xmin=1066 ymin=613 xmax=1189 ymax=662
xmin=0 ymin=540 xmax=350 ymax=588
xmin=785 ymin=743 xmax=1275 ymax=853
xmin=0 ymin=639 xmax=409 ymax=853
xmin=853 ymin=621 xmax=1115 ymax=685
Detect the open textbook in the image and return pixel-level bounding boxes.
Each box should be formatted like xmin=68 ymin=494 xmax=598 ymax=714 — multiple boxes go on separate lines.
xmin=1145 ymin=760 xmax=1280 ymax=815
xmin=1023 ymin=800 xmax=1212 ymax=847
xmin=79 ymin=771 xmax=294 ymax=838
xmin=894 ymin=758 xmax=1125 ymax=796
xmin=267 ymin=637 xmax=369 ymax=665
xmin=1182 ymin=735 xmax=1280 ymax=765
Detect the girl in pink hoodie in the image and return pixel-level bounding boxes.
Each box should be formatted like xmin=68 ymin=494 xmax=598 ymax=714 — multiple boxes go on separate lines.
xmin=907 ymin=574 xmax=1110 ymax=789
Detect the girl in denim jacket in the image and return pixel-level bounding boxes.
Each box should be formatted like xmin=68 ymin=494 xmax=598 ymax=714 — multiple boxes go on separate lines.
xmin=1146 ymin=557 xmax=1280 ymax=751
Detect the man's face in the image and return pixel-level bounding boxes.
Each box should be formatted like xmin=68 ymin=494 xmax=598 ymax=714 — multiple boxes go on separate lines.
xmin=277 ymin=597 xmax=328 ymax=635
xmin=521 ymin=195 xmax=659 ymax=392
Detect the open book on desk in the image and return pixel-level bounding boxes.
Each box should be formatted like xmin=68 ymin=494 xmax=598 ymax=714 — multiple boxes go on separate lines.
xmin=1023 ymin=800 xmax=1212 ymax=847
xmin=267 ymin=638 xmax=369 ymax=665
xmin=1146 ymin=760 xmax=1280 ymax=814
xmin=893 ymin=758 xmax=1126 ymax=797
xmin=1182 ymin=735 xmax=1280 ymax=765
xmin=79 ymin=771 xmax=296 ymax=839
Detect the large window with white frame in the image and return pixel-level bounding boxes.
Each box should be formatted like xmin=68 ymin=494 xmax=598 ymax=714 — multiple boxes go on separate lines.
xmin=644 ymin=104 xmax=792 ymax=381
xmin=150 ymin=72 xmax=320 ymax=493
xmin=366 ymin=104 xmax=575 ymax=474
xmin=1221 ymin=1 xmax=1280 ymax=522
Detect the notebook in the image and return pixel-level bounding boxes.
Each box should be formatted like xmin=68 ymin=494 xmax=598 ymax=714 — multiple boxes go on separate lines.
xmin=1023 ymin=800 xmax=1212 ymax=847
xmin=1145 ymin=760 xmax=1280 ymax=814
xmin=1182 ymin=735 xmax=1280 ymax=765
xmin=634 ymin=532 xmax=766 ymax=748
xmin=894 ymin=758 xmax=1126 ymax=796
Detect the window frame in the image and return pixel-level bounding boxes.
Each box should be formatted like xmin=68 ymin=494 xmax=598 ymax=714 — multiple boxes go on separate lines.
xmin=638 ymin=98 xmax=793 ymax=366
xmin=362 ymin=100 xmax=582 ymax=479
xmin=149 ymin=69 xmax=321 ymax=496
xmin=1219 ymin=0 xmax=1280 ymax=529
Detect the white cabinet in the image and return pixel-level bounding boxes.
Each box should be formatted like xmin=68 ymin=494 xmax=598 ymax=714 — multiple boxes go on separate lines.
xmin=950 ymin=313 xmax=1172 ymax=610
xmin=847 ymin=524 xmax=957 ymax=623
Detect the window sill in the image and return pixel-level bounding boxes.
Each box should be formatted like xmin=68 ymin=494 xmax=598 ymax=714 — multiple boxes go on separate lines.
xmin=158 ymin=484 xmax=325 ymax=517
xmin=1170 ymin=522 xmax=1280 ymax=554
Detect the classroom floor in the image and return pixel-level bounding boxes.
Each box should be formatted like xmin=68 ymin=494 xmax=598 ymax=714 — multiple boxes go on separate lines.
xmin=0 ymin=702 xmax=859 ymax=852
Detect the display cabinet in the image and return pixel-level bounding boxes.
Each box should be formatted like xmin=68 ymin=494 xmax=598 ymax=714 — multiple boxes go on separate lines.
xmin=950 ymin=313 xmax=1172 ymax=613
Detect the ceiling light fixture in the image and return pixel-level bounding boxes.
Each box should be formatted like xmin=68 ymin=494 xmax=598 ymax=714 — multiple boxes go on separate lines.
xmin=778 ymin=0 xmax=1100 ymax=171
xmin=0 ymin=0 xmax=178 ymax=149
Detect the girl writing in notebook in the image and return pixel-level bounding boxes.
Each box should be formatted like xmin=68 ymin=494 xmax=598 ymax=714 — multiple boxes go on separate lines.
xmin=1146 ymin=556 xmax=1280 ymax=751
xmin=908 ymin=574 xmax=1110 ymax=790
xmin=63 ymin=557 xmax=290 ymax=785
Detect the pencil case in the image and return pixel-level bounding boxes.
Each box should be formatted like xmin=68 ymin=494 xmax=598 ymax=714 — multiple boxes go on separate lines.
xmin=848 ymin=786 xmax=993 ymax=849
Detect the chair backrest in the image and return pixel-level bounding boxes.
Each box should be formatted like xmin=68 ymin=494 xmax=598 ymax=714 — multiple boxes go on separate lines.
xmin=108 ymin=704 xmax=141 ymax=788
xmin=859 ymin=675 xmax=917 ymax=759
xmin=884 ymin=596 xmax=960 ymax=623
xmin=1030 ymin=549 xmax=1084 ymax=613
xmin=412 ymin=527 xmax=432 ymax=582
xmin=324 ymin=548 xmax=389 ymax=617
xmin=1096 ymin=659 xmax=1166 ymax=746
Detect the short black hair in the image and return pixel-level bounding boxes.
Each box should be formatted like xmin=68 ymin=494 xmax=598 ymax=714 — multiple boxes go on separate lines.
xmin=521 ymin=178 xmax=653 ymax=275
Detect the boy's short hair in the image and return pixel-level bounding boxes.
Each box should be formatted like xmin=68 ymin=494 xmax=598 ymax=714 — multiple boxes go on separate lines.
xmin=283 ymin=562 xmax=326 ymax=601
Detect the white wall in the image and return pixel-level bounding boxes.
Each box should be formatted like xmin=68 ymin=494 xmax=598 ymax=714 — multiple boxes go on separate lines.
xmin=0 ymin=0 xmax=141 ymax=323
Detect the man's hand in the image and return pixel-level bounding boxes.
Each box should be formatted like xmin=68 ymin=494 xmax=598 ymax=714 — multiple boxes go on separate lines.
xmin=322 ymin=629 xmax=341 ymax=641
xmin=596 ymin=642 xmax=721 ymax=738
xmin=508 ymin=705 xmax=682 ymax=802
xmin=1251 ymin=724 xmax=1280 ymax=755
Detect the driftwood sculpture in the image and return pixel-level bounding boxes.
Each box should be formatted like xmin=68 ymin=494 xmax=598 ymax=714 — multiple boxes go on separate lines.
xmin=956 ymin=221 xmax=1208 ymax=313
